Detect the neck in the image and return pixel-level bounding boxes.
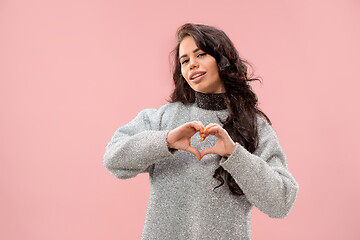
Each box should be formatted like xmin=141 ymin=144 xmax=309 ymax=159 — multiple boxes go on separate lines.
xmin=194 ymin=91 xmax=227 ymax=110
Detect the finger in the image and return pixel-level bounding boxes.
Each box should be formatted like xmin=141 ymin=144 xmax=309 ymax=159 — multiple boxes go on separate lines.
xmin=203 ymin=124 xmax=221 ymax=140
xmin=205 ymin=122 xmax=217 ymax=128
xmin=185 ymin=145 xmax=202 ymax=161
xmin=196 ymin=121 xmax=205 ymax=131
xmin=193 ymin=121 xmax=206 ymax=141
xmin=191 ymin=121 xmax=203 ymax=132
xmin=200 ymin=123 xmax=217 ymax=141
xmin=200 ymin=147 xmax=216 ymax=159
xmin=204 ymin=123 xmax=218 ymax=133
xmin=196 ymin=121 xmax=205 ymax=137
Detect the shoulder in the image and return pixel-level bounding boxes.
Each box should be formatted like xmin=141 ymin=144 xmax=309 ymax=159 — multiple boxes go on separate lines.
xmin=253 ymin=113 xmax=285 ymax=158
xmin=136 ymin=101 xmax=186 ymax=120
xmin=141 ymin=101 xmax=185 ymax=113
xmin=158 ymin=101 xmax=186 ymax=112
xmin=255 ymin=113 xmax=278 ymax=138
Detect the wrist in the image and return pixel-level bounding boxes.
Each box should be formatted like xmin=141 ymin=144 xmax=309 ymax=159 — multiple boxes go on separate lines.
xmin=166 ymin=130 xmax=174 ymax=149
xmin=166 ymin=130 xmax=177 ymax=153
xmin=225 ymin=141 xmax=236 ymax=157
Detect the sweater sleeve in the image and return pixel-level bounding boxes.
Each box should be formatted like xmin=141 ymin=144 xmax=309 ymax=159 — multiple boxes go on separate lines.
xmin=219 ymin=116 xmax=299 ymax=219
xmin=103 ymin=108 xmax=176 ymax=179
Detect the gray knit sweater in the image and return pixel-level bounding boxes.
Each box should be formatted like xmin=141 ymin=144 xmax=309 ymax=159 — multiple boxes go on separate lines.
xmin=103 ymin=92 xmax=299 ymax=240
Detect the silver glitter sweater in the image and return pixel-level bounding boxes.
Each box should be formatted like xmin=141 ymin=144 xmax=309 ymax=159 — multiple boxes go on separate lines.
xmin=103 ymin=91 xmax=299 ymax=240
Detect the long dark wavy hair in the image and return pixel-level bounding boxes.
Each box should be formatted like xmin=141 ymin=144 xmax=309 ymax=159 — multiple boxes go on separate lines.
xmin=168 ymin=23 xmax=272 ymax=196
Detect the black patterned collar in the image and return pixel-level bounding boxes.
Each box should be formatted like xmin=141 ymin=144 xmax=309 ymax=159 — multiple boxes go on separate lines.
xmin=194 ymin=91 xmax=227 ymax=110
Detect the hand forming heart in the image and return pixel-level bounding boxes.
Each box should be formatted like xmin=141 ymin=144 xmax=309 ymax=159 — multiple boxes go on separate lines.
xmin=166 ymin=121 xmax=236 ymax=161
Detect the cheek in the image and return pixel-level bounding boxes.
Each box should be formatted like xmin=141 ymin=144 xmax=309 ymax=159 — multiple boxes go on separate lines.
xmin=181 ymin=68 xmax=188 ymax=79
xmin=205 ymin=58 xmax=217 ymax=73
xmin=208 ymin=66 xmax=218 ymax=78
xmin=211 ymin=61 xmax=219 ymax=73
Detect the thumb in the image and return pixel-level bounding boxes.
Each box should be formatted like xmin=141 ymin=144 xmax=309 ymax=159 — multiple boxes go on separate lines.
xmin=200 ymin=147 xmax=216 ymax=159
xmin=185 ymin=146 xmax=201 ymax=161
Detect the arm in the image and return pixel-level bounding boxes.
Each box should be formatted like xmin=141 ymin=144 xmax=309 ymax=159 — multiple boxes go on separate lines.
xmin=219 ymin=117 xmax=299 ymax=219
xmin=103 ymin=108 xmax=176 ymax=179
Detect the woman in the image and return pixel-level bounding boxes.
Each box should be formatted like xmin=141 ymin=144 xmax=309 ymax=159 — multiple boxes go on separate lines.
xmin=103 ymin=23 xmax=299 ymax=240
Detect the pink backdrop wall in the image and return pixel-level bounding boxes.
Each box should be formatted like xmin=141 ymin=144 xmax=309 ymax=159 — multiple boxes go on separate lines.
xmin=1 ymin=0 xmax=359 ymax=239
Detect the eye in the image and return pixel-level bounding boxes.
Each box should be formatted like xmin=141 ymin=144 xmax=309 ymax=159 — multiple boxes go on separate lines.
xmin=181 ymin=53 xmax=207 ymax=65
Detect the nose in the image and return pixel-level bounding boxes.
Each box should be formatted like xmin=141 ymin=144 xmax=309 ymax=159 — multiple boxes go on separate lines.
xmin=189 ymin=58 xmax=199 ymax=70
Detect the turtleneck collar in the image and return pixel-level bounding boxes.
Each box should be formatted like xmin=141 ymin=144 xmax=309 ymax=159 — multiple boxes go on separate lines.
xmin=194 ymin=91 xmax=227 ymax=111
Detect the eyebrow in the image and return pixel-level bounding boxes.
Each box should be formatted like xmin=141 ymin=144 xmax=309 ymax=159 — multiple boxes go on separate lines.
xmin=179 ymin=48 xmax=201 ymax=61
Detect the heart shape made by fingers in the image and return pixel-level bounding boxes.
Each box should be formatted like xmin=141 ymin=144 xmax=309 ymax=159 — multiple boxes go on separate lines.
xmin=167 ymin=122 xmax=236 ymax=161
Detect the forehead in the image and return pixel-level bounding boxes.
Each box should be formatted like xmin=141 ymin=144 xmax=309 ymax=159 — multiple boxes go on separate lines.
xmin=179 ymin=36 xmax=198 ymax=55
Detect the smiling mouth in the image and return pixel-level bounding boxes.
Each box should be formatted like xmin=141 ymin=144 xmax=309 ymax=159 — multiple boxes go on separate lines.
xmin=190 ymin=72 xmax=206 ymax=81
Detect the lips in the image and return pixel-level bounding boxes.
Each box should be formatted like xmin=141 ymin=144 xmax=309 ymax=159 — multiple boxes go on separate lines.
xmin=189 ymin=71 xmax=206 ymax=80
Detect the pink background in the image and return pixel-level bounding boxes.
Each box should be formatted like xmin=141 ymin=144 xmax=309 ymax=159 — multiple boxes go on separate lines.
xmin=1 ymin=0 xmax=359 ymax=239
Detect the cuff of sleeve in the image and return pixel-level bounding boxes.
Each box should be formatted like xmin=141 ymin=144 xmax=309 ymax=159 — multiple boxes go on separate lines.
xmin=152 ymin=130 xmax=178 ymax=158
xmin=165 ymin=130 xmax=178 ymax=154
xmin=132 ymin=130 xmax=177 ymax=167
xmin=219 ymin=142 xmax=257 ymax=177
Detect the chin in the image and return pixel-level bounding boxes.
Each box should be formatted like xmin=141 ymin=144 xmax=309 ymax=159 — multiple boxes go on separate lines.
xmin=194 ymin=86 xmax=214 ymax=94
xmin=189 ymin=83 xmax=205 ymax=92
xmin=192 ymin=87 xmax=205 ymax=93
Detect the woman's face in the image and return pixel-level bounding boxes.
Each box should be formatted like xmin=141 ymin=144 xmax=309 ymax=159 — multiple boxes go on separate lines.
xmin=179 ymin=36 xmax=225 ymax=94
